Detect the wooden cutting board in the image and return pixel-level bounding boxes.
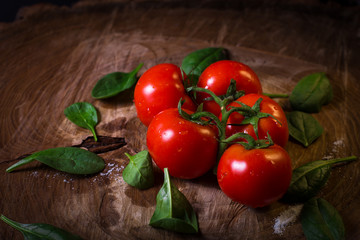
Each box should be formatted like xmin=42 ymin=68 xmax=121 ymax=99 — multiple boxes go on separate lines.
xmin=1 ymin=1 xmax=359 ymax=239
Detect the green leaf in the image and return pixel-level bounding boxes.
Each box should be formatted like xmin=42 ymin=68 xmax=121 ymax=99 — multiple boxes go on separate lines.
xmin=6 ymin=147 xmax=105 ymax=175
xmin=149 ymin=168 xmax=198 ymax=234
xmin=286 ymin=111 xmax=323 ymax=147
xmin=289 ymin=72 xmax=333 ymax=113
xmin=0 ymin=215 xmax=83 ymax=240
xmin=91 ymin=63 xmax=143 ymax=99
xmin=123 ymin=151 xmax=154 ymax=190
xmin=64 ymin=102 xmax=99 ymax=141
xmin=282 ymin=156 xmax=357 ymax=203
xmin=263 ymin=93 xmax=289 ymax=98
xmin=181 ymin=47 xmax=228 ymax=86
xmin=301 ymin=198 xmax=345 ymax=240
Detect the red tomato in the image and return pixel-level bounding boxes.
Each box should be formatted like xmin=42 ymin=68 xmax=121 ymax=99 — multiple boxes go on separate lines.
xmin=196 ymin=60 xmax=262 ymax=117
xmin=225 ymin=94 xmax=289 ymax=147
xmin=134 ymin=63 xmax=196 ymax=126
xmin=146 ymin=108 xmax=218 ymax=179
xmin=217 ymin=144 xmax=292 ymax=208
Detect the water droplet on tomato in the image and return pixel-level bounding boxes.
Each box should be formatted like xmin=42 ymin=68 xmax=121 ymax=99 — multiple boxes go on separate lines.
xmin=218 ymin=171 xmax=228 ymax=182
xmin=179 ymin=130 xmax=188 ymax=135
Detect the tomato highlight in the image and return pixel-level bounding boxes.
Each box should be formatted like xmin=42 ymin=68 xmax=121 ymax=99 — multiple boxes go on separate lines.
xmin=146 ymin=108 xmax=218 ymax=179
xmin=134 ymin=63 xmax=196 ymax=126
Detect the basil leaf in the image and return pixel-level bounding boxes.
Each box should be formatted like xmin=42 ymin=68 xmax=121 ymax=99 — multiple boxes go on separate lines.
xmin=301 ymin=198 xmax=345 ymax=240
xmin=149 ymin=168 xmax=198 ymax=234
xmin=286 ymin=111 xmax=323 ymax=147
xmin=123 ymin=151 xmax=154 ymax=190
xmin=6 ymin=147 xmax=105 ymax=174
xmin=289 ymin=72 xmax=333 ymax=113
xmin=0 ymin=215 xmax=82 ymax=240
xmin=91 ymin=63 xmax=143 ymax=99
xmin=282 ymin=156 xmax=357 ymax=203
xmin=181 ymin=47 xmax=228 ymax=86
xmin=64 ymin=102 xmax=98 ymax=141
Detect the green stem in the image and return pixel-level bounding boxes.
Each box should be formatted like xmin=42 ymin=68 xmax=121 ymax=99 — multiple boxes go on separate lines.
xmin=0 ymin=215 xmax=44 ymax=238
xmin=90 ymin=127 xmax=98 ymax=142
xmin=226 ymin=105 xmax=256 ymax=117
xmin=188 ymin=86 xmax=223 ymax=107
xmin=0 ymin=215 xmax=23 ymax=232
xmin=0 ymin=215 xmax=16 ymax=227
xmin=213 ymin=98 xmax=233 ymax=173
xmin=327 ymin=155 xmax=357 ymax=165
xmin=132 ymin=63 xmax=144 ymax=75
xmin=214 ymin=141 xmax=228 ymax=174
xmin=6 ymin=158 xmax=35 ymax=173
xmin=223 ymin=132 xmax=255 ymax=145
xmin=263 ymin=93 xmax=289 ymax=98
xmin=191 ymin=111 xmax=222 ymax=129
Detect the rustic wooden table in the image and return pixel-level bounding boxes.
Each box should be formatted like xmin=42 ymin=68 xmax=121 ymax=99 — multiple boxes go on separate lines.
xmin=1 ymin=1 xmax=359 ymax=239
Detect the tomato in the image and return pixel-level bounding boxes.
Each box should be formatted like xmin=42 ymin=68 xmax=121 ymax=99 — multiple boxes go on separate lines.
xmin=146 ymin=108 xmax=218 ymax=179
xmin=225 ymin=94 xmax=289 ymax=147
xmin=217 ymin=143 xmax=292 ymax=208
xmin=196 ymin=60 xmax=262 ymax=117
xmin=134 ymin=63 xmax=196 ymax=126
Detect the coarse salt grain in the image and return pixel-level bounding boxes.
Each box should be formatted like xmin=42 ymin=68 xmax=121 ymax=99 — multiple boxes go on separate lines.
xmin=273 ymin=204 xmax=303 ymax=235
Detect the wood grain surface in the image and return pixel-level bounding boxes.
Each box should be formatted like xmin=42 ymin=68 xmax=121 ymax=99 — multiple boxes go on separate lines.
xmin=1 ymin=1 xmax=359 ymax=239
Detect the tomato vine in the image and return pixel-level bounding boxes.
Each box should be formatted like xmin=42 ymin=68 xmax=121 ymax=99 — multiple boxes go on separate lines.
xmin=180 ymin=79 xmax=278 ymax=172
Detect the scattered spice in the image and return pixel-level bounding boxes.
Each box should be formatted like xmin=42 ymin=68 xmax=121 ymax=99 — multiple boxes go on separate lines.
xmin=273 ymin=204 xmax=303 ymax=235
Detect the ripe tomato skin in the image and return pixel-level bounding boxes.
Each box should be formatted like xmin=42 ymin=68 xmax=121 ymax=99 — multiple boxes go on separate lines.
xmin=217 ymin=144 xmax=292 ymax=208
xmin=196 ymin=60 xmax=262 ymax=117
xmin=146 ymin=108 xmax=218 ymax=179
xmin=134 ymin=63 xmax=196 ymax=127
xmin=226 ymin=94 xmax=289 ymax=148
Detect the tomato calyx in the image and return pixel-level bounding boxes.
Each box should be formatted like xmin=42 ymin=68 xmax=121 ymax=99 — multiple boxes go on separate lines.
xmin=187 ymin=80 xmax=248 ymax=119
xmin=227 ymin=97 xmax=281 ymax=139
xmin=202 ymin=79 xmax=245 ymax=104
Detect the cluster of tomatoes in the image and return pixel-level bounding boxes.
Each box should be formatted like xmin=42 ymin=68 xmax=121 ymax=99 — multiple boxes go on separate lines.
xmin=134 ymin=60 xmax=292 ymax=208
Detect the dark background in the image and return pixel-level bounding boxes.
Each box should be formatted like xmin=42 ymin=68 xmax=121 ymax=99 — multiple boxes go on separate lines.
xmin=0 ymin=0 xmax=79 ymax=22
xmin=0 ymin=0 xmax=359 ymax=22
